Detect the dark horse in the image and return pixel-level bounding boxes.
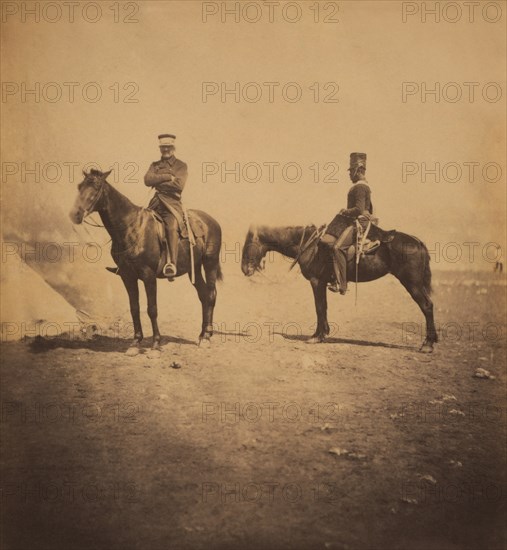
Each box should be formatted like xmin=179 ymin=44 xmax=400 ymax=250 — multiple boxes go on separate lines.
xmin=241 ymin=224 xmax=437 ymax=353
xmin=69 ymin=169 xmax=222 ymax=357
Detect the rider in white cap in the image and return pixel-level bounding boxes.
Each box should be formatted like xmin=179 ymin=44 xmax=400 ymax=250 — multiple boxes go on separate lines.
xmin=144 ymin=134 xmax=188 ymax=279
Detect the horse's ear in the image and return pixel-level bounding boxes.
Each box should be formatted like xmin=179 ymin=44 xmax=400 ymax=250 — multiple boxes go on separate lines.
xmin=82 ymin=169 xmax=88 ymax=177
xmin=103 ymin=169 xmax=113 ymax=180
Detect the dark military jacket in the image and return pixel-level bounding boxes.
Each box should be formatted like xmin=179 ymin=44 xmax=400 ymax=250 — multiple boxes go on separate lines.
xmin=145 ymin=155 xmax=187 ymax=199
xmin=342 ymin=181 xmax=373 ymax=218
xmin=145 ymin=155 xmax=188 ymax=216
xmin=326 ymin=180 xmax=373 ymax=238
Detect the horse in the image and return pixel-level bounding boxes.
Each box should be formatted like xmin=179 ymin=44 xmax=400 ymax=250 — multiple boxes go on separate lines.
xmin=241 ymin=224 xmax=437 ymax=353
xmin=69 ymin=169 xmax=222 ymax=357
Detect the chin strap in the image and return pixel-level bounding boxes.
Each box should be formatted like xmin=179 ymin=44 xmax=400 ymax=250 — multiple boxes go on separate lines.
xmin=83 ymin=216 xmax=104 ymax=228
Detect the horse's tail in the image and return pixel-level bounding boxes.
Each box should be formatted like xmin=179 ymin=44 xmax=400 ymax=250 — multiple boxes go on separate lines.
xmin=409 ymin=235 xmax=432 ymax=296
xmin=422 ymin=243 xmax=432 ymax=296
xmin=394 ymin=233 xmax=433 ymax=296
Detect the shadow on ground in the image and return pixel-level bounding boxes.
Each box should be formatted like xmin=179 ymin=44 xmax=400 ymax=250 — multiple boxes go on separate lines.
xmin=25 ymin=333 xmax=197 ymax=354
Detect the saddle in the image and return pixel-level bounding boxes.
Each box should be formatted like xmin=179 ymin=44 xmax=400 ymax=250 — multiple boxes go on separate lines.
xmin=320 ymin=213 xmax=396 ymax=261
xmin=353 ymin=217 xmax=394 ymax=261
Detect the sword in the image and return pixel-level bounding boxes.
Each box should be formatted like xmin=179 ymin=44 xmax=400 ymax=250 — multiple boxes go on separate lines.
xmin=355 ymin=219 xmax=372 ymax=306
xmin=182 ymin=208 xmax=196 ymax=285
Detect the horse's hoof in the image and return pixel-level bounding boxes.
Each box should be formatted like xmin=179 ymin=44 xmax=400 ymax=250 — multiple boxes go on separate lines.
xmin=147 ymin=348 xmax=161 ymax=359
xmin=125 ymin=346 xmax=140 ymax=357
xmin=306 ymin=336 xmax=324 ymax=344
xmin=419 ymin=342 xmax=434 ymax=354
xmin=198 ymin=337 xmax=211 ymax=348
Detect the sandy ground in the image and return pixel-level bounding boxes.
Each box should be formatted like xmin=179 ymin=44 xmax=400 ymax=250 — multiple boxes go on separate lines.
xmin=1 ymin=266 xmax=506 ymax=550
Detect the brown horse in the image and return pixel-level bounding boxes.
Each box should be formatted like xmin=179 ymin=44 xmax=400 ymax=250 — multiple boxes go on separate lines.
xmin=241 ymin=224 xmax=437 ymax=353
xmin=69 ymin=169 xmax=222 ymax=357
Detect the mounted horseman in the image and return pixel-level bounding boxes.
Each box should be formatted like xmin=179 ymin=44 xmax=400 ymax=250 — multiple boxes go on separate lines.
xmin=241 ymin=152 xmax=438 ymax=352
xmin=321 ymin=152 xmax=373 ymax=295
xmin=70 ymin=132 xmax=223 ymax=354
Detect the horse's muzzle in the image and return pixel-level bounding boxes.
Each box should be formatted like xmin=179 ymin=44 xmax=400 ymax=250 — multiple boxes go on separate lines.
xmin=69 ymin=208 xmax=83 ymax=224
xmin=241 ymin=263 xmax=255 ymax=277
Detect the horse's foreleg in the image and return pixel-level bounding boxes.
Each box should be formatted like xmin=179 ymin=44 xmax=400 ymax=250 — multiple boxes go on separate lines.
xmin=120 ymin=273 xmax=143 ymax=356
xmin=307 ymin=278 xmax=329 ymax=344
xmin=143 ymin=275 xmax=161 ymax=358
xmin=193 ymin=258 xmax=218 ymax=346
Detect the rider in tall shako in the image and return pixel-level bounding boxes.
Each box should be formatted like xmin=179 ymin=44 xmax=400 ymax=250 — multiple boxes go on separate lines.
xmin=144 ymin=134 xmax=188 ymax=280
xmin=321 ymin=152 xmax=373 ymax=295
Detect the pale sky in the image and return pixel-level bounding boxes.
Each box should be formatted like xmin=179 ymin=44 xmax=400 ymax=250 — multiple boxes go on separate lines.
xmin=2 ymin=1 xmax=506 ymax=268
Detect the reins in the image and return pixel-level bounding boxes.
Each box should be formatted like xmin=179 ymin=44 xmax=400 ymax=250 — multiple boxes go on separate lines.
xmin=289 ymin=225 xmax=326 ymax=271
xmin=288 ymin=226 xmax=306 ymax=271
xmin=83 ymin=217 xmax=104 ymax=228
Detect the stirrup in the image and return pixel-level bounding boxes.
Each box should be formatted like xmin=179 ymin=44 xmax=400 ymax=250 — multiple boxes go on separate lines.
xmin=328 ymin=282 xmax=340 ymax=293
xmin=162 ymin=262 xmax=177 ymax=279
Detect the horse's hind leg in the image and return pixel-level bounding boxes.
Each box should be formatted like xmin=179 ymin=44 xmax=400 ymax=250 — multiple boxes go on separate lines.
xmin=120 ymin=271 xmax=143 ymax=357
xmin=398 ymin=275 xmax=438 ymax=353
xmin=143 ymin=273 xmax=161 ymax=359
xmin=192 ymin=256 xmax=219 ymax=346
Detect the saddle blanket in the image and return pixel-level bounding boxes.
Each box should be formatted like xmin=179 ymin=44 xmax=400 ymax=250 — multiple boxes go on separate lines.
xmin=148 ymin=208 xmax=205 ymax=241
xmin=345 ymin=240 xmax=381 ymax=261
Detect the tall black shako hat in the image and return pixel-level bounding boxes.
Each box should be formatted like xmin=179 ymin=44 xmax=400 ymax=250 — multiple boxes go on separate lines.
xmin=348 ymin=152 xmax=367 ymax=173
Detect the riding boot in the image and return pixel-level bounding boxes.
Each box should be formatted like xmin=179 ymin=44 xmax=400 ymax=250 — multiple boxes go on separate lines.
xmin=328 ymin=280 xmax=340 ymax=293
xmin=320 ymin=234 xmax=339 ymax=292
xmin=162 ymin=230 xmax=177 ymax=279
xmin=167 ymin=226 xmax=179 ymax=275
xmin=332 ymin=248 xmax=348 ymax=295
xmin=161 ymin=214 xmax=179 ymax=279
xmin=331 ymin=225 xmax=356 ymax=295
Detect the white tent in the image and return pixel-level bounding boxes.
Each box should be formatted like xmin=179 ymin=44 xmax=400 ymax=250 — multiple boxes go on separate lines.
xmin=1 ymin=232 xmax=130 ymax=341
xmin=1 ymin=252 xmax=79 ymax=341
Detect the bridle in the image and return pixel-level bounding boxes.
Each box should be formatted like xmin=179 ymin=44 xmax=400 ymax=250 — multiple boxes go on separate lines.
xmin=82 ymin=177 xmax=105 ymax=221
xmin=246 ymin=235 xmax=264 ymax=273
xmin=74 ymin=174 xmax=139 ymax=257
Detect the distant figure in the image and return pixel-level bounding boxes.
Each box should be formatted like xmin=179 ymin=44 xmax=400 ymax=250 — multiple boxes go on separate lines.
xmin=492 ymin=244 xmax=503 ymax=273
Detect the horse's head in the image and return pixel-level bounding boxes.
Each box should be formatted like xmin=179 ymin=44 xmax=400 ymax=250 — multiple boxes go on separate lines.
xmin=241 ymin=225 xmax=267 ymax=276
xmin=69 ymin=169 xmax=112 ymax=224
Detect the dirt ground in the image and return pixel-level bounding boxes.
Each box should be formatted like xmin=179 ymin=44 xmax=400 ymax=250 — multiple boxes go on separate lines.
xmin=1 ymin=266 xmax=506 ymax=550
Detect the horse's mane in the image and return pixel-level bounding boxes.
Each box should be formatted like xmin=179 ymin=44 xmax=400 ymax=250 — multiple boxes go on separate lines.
xmin=84 ymin=168 xmax=108 ymax=178
xmin=249 ymin=223 xmax=316 ymax=233
xmin=253 ymin=224 xmax=317 ymax=243
xmin=83 ymin=168 xmax=139 ymax=212
xmin=244 ymin=224 xmax=318 ymax=263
